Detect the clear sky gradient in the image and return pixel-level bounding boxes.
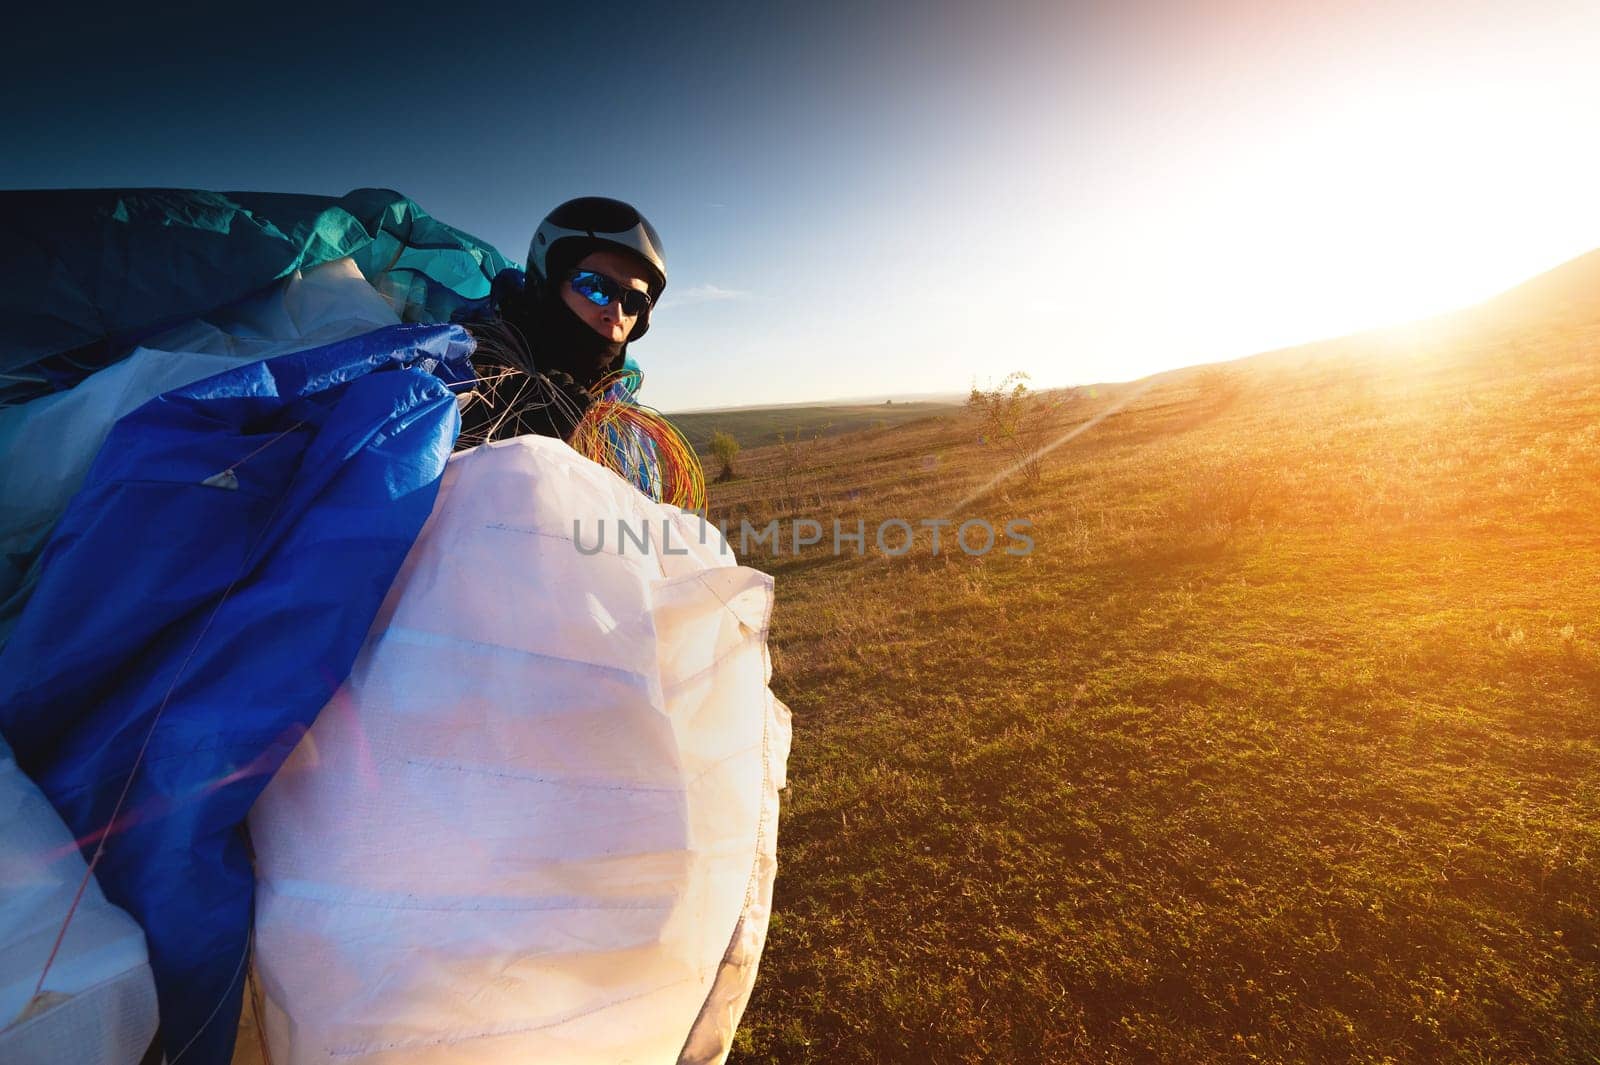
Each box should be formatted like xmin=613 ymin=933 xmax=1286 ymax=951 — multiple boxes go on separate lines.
xmin=6 ymin=1 xmax=1598 ymax=411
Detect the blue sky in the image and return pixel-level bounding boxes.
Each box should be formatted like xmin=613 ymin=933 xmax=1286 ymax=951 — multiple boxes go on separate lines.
xmin=6 ymin=1 xmax=1600 ymax=411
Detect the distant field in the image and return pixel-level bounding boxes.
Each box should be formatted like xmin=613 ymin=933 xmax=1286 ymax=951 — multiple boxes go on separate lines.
xmin=717 ymin=292 xmax=1600 ymax=1061
xmin=665 ymin=401 xmax=962 ymax=455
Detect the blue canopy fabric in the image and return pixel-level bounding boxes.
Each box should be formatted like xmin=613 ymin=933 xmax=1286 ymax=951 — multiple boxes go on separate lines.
xmin=0 ymin=322 xmax=474 ymax=1064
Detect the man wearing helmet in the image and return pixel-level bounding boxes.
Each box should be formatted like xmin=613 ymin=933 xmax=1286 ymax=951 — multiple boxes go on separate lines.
xmin=459 ymin=196 xmax=667 ymax=446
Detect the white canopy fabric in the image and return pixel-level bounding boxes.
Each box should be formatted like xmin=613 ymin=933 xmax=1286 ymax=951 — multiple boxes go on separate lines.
xmin=248 ymin=436 xmax=791 ymax=1064
xmin=0 ymin=736 xmax=158 ymax=1065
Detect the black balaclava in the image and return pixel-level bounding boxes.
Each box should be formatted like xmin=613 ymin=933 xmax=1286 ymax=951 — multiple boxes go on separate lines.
xmin=499 ymin=236 xmax=649 ymax=390
xmin=532 ymin=275 xmax=626 ymax=385
xmin=461 ymin=246 xmax=639 ymax=447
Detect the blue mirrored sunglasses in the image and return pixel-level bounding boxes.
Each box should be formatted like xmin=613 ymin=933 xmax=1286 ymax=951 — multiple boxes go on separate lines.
xmin=567 ymin=269 xmax=653 ymax=317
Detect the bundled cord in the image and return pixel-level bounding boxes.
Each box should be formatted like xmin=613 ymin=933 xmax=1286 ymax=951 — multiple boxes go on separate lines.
xmin=570 ymin=368 xmax=706 ymax=512
xmin=459 ymin=321 xmax=705 ymax=510
xmin=458 ymin=318 xmax=595 ymax=448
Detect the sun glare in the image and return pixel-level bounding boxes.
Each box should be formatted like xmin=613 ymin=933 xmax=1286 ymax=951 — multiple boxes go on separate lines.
xmin=993 ymin=63 xmax=1600 ymax=391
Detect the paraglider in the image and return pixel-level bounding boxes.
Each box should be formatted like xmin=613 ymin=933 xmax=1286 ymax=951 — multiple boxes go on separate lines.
xmin=0 ymin=187 xmax=789 ymax=1065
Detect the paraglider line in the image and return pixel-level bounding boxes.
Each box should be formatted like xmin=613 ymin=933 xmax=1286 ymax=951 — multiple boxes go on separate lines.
xmin=28 ymin=429 xmax=301 ymax=1006
xmin=215 ymin=420 xmax=308 ymax=482
xmin=167 ymin=929 xmax=252 ymax=1064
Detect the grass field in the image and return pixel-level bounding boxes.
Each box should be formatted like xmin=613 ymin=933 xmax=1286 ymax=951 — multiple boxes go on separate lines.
xmin=666 ymin=400 xmax=962 ymax=456
xmin=709 ymin=262 xmax=1600 ymax=1062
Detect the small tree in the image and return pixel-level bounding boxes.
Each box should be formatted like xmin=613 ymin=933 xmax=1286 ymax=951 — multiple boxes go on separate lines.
xmin=775 ymin=425 xmax=828 ymax=512
xmin=709 ymin=430 xmax=741 ymax=482
xmin=968 ymin=371 xmax=1049 ymax=484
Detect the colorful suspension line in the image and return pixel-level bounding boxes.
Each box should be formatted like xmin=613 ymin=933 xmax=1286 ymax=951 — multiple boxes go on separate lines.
xmin=570 ymin=368 xmax=707 ymax=512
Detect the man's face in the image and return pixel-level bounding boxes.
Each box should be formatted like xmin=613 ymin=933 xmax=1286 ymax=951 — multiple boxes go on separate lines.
xmin=560 ymin=249 xmax=654 ymax=343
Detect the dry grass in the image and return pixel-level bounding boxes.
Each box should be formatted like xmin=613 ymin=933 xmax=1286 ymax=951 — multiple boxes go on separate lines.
xmin=709 ymin=319 xmax=1600 ymax=1062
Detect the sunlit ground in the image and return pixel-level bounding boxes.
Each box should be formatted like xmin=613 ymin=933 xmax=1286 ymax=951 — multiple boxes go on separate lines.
xmin=713 ymin=283 xmax=1600 ymax=1062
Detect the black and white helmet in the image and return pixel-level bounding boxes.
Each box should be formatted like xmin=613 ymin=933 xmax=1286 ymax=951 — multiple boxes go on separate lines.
xmin=527 ymin=197 xmax=666 ymax=337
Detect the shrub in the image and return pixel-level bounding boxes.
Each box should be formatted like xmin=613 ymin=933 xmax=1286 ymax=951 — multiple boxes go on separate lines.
xmin=709 ymin=429 xmax=741 ymax=482
xmin=967 ymin=371 xmax=1050 ymax=484
xmin=775 ymin=426 xmax=829 ymax=513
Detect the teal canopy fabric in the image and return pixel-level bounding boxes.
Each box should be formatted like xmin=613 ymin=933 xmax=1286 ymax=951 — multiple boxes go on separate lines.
xmin=0 ymin=187 xmax=514 ymax=407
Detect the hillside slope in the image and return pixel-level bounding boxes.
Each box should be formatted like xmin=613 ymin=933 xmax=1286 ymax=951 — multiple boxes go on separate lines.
xmin=718 ymin=256 xmax=1600 ymax=1063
